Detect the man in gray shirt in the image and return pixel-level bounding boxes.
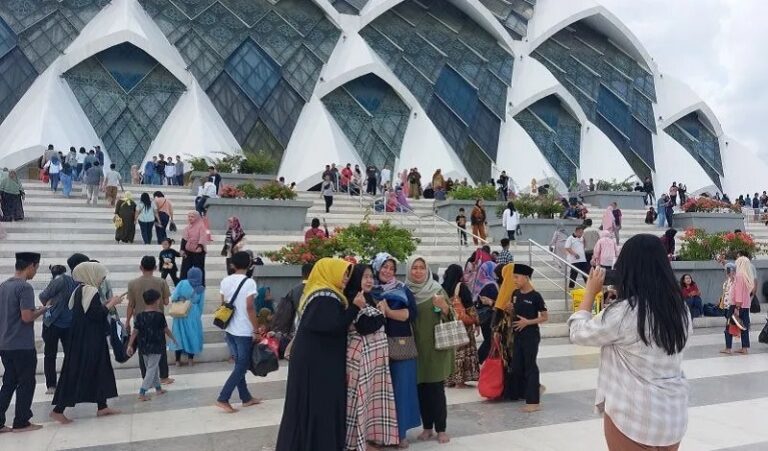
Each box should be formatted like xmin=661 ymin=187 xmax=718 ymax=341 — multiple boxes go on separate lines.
xmin=0 ymin=252 xmax=48 ymax=432
xmin=174 ymin=155 xmax=184 ymax=186
xmin=84 ymin=161 xmax=104 ymax=205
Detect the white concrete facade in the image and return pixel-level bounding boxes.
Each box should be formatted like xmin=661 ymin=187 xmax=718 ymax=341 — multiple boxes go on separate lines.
xmin=0 ymin=0 xmax=763 ymax=197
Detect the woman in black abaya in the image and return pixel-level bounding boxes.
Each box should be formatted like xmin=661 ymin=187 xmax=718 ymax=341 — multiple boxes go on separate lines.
xmin=50 ymin=262 xmax=124 ymax=423
xmin=275 ymin=258 xmax=366 ymax=451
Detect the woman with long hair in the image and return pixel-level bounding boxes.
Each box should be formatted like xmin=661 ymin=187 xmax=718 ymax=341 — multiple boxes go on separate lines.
xmin=501 ymin=201 xmax=520 ymax=241
xmin=568 ymin=234 xmax=692 ymax=450
xmin=443 ymin=264 xmax=479 ymax=388
xmin=344 ymin=264 xmax=399 ymax=450
xmin=370 ymin=253 xmax=420 ymax=447
xmin=153 ymin=191 xmax=174 ymax=244
xmin=223 ymin=216 xmax=246 ymax=274
xmin=136 ymin=192 xmax=159 ymax=244
xmin=406 ymin=256 xmax=453 ymax=444
xmin=722 ymin=256 xmax=753 ymax=355
xmin=680 ymin=274 xmax=703 ymax=318
xmin=180 ymin=211 xmax=211 ymax=282
xmin=276 ymin=258 xmax=366 ymax=451
xmin=114 ymin=191 xmax=136 ymax=243
xmin=660 ymin=228 xmax=677 ymax=259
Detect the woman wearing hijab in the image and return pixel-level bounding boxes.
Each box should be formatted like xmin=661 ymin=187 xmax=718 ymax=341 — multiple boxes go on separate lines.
xmin=345 ymin=264 xmax=399 ymax=450
xmin=222 ymin=216 xmax=246 ymax=274
xmin=492 ymin=264 xmax=517 ymax=399
xmin=114 ymin=191 xmax=136 ymax=243
xmin=723 ymin=256 xmax=753 ymax=354
xmin=370 ymin=252 xmax=420 ymax=447
xmin=50 ymin=262 xmax=124 ymax=423
xmin=443 ymin=264 xmax=479 ymax=388
xmin=386 ymin=189 xmax=398 ymax=212
xmin=548 ymin=227 xmax=568 ymax=270
xmin=406 ymin=256 xmax=454 ymax=444
xmin=0 ymin=170 xmax=24 ymax=221
xmin=475 ymin=261 xmax=499 ymax=363
xmin=470 ymin=199 xmax=487 ymax=245
xmin=601 ymin=204 xmax=617 ymax=238
xmin=180 ymin=211 xmax=212 ymax=282
xmin=131 ymin=164 xmax=141 ymax=185
xmin=254 ymin=286 xmax=274 ymax=313
xmin=169 ymin=267 xmax=205 ymax=366
xmin=276 ymin=258 xmax=366 ymax=451
xmin=395 ymin=186 xmax=410 ymax=211
xmin=399 ymin=169 xmax=409 ymax=197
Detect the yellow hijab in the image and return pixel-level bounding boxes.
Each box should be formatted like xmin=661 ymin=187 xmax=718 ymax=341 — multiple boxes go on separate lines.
xmin=495 ymin=263 xmax=517 ymax=310
xmin=299 ymin=258 xmax=351 ymax=313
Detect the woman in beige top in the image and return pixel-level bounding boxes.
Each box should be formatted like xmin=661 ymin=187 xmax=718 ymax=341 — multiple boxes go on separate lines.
xmin=153 ymin=191 xmax=174 ymax=244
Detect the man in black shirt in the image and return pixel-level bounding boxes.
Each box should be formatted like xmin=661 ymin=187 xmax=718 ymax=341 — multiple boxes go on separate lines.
xmin=509 ymin=264 xmax=548 ymax=412
xmin=208 ymin=166 xmax=221 ymax=195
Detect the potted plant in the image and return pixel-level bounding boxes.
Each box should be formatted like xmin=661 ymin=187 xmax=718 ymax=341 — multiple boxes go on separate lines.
xmin=434 ymin=184 xmax=504 ymax=222
xmin=188 ymin=150 xmax=279 ymax=194
xmin=673 ymin=197 xmax=744 ymax=233
xmin=488 ymin=194 xmax=575 ymax=244
xmin=581 ymin=177 xmax=646 ymax=209
xmin=205 ymin=181 xmax=310 ymax=231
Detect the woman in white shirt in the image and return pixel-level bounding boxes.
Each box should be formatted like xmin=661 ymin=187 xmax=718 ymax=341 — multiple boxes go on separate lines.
xmin=44 ymin=156 xmax=62 ymax=193
xmin=501 ymin=201 xmax=520 ymax=241
xmin=568 ymin=234 xmax=692 ymax=450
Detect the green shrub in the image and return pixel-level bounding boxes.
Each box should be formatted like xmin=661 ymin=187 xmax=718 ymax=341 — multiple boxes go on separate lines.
xmin=448 ymin=184 xmax=497 ymax=201
xmin=595 ymin=177 xmax=635 ymax=192
xmin=496 ymin=194 xmax=565 ymax=219
xmin=256 ymin=181 xmax=296 ymax=200
xmin=188 ymin=156 xmax=209 ymax=172
xmin=236 ymin=182 xmax=259 ymax=199
xmin=239 ymin=151 xmax=277 ymax=174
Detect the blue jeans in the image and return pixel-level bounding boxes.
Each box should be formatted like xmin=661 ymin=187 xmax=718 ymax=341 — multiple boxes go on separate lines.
xmin=139 ymin=221 xmax=154 ymax=244
xmin=50 ymin=172 xmax=60 ymax=192
xmin=685 ymin=296 xmax=703 ymax=318
xmin=725 ymin=307 xmax=751 ymax=349
xmin=218 ymin=333 xmax=253 ymax=403
xmin=657 ymin=210 xmax=667 ymax=227
xmin=61 ymin=173 xmax=72 ymax=197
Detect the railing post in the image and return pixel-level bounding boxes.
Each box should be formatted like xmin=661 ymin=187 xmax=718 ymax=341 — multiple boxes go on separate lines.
xmin=564 ymin=268 xmax=569 ymax=312
xmin=528 ymin=239 xmax=532 ymax=267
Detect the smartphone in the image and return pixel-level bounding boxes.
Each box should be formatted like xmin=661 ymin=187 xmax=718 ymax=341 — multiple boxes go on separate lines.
xmin=604 ymin=269 xmax=620 ymax=286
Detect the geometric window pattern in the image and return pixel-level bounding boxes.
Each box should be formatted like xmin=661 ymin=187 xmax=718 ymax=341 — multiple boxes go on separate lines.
xmin=514 ymin=95 xmax=581 ymax=185
xmin=64 ymin=43 xmax=186 ymax=178
xmin=331 ymin=0 xmax=370 ymax=15
xmin=322 ymin=74 xmax=411 ymax=170
xmin=360 ymin=0 xmax=514 ymax=182
xmin=478 ymin=0 xmax=536 ymax=40
xmin=0 ymin=1 xmax=108 ymax=129
xmin=138 ymin=0 xmax=340 ymax=164
xmin=532 ymin=20 xmax=657 ymax=179
xmin=665 ymin=111 xmax=723 ymax=190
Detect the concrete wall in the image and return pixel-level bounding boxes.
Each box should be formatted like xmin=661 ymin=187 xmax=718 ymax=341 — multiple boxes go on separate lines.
xmin=434 ymin=200 xmax=505 ymax=222
xmin=488 ymin=218 xmax=582 ymax=246
xmin=672 ymin=213 xmax=745 ymax=234
xmin=581 ymin=191 xmax=646 ymax=209
xmin=671 ymin=260 xmax=768 ymax=306
xmin=205 ymin=199 xmax=312 ymax=231
xmin=189 ymin=172 xmax=276 ymax=194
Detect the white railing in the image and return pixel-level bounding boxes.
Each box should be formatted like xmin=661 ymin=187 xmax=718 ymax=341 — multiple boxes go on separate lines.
xmin=527 ymin=239 xmax=588 ymax=311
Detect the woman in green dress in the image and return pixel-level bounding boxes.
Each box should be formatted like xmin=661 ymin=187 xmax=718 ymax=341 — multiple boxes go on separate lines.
xmin=0 ymin=170 xmax=25 ymax=221
xmin=405 ymin=255 xmax=454 ymax=444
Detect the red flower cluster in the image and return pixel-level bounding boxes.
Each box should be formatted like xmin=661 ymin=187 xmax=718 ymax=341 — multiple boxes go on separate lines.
xmin=681 ymin=197 xmax=741 ymax=213
xmin=218 ymin=184 xmax=244 ymax=199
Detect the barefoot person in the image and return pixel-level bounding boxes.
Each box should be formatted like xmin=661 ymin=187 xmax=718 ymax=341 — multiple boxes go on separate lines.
xmin=51 ymin=262 xmax=124 ymax=423
xmin=0 ymin=253 xmax=47 ymax=433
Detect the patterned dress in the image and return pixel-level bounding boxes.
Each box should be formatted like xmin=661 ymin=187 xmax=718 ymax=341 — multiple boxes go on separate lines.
xmin=446 ymin=307 xmax=480 ymax=385
xmin=345 ymin=307 xmax=399 ymax=449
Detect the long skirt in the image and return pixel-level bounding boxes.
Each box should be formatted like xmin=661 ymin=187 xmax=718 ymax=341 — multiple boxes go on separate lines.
xmin=345 ymin=329 xmax=399 ymax=449
xmin=446 ymin=322 xmax=480 ymax=385
xmin=0 ymin=192 xmax=24 ymax=221
xmin=181 ymin=251 xmax=206 ymax=283
xmin=389 ymin=358 xmax=421 ymax=440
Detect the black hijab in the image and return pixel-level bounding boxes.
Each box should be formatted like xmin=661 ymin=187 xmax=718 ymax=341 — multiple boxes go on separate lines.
xmin=442 ymin=263 xmax=473 ymax=308
xmin=343 ymin=264 xmax=375 ymax=307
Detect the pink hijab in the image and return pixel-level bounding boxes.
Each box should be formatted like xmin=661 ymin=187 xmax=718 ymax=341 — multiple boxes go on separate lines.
xmin=183 ymin=211 xmax=212 ymax=252
xmin=601 ymin=205 xmax=616 ymax=232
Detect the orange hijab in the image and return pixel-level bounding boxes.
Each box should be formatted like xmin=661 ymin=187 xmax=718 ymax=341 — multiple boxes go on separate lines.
xmin=495 ymin=264 xmax=517 ymax=310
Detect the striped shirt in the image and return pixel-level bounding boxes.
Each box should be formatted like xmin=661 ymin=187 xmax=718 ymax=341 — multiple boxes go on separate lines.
xmin=567 ymin=301 xmax=692 ymax=446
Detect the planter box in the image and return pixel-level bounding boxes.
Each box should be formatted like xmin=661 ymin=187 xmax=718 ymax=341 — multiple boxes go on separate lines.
xmin=672 ymin=212 xmax=744 ymax=234
xmin=488 ymin=218 xmax=582 ymax=246
xmin=581 ymin=191 xmax=646 ymax=210
xmin=671 ymin=260 xmax=768 ymax=306
xmin=189 ymin=172 xmax=276 ymax=193
xmin=433 ymin=199 xmax=505 ymax=223
xmin=205 ymin=198 xmax=312 ymax=231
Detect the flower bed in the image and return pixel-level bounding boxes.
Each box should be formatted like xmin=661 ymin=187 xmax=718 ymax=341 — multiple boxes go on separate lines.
xmin=681 ymin=197 xmax=741 ymax=213
xmin=678 ymin=228 xmax=763 ymax=261
xmin=266 ymin=219 xmax=419 ymax=265
xmin=219 ymin=181 xmax=296 ymax=200
xmin=595 ymin=177 xmax=635 ymax=192
xmin=495 ymin=194 xmax=565 ymax=219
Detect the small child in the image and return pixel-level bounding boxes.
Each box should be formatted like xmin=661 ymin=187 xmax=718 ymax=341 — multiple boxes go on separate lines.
xmin=456 ymin=207 xmax=468 ymax=245
xmin=645 ymin=207 xmax=657 ymax=225
xmin=159 ymin=238 xmax=180 ymax=286
xmin=127 ymin=289 xmax=178 ymax=401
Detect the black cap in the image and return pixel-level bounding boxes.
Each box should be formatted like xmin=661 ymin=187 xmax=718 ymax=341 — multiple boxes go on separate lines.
xmin=512 ymin=264 xmax=533 ymax=277
xmin=16 ymin=252 xmax=41 ymax=264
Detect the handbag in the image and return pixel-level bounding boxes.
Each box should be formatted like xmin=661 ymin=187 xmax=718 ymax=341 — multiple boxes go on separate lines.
xmin=213 ymin=277 xmax=248 ymax=330
xmin=109 ymin=317 xmax=131 ymax=363
xmin=750 ymin=295 xmax=761 ymax=313
xmin=478 ymin=335 xmax=504 ymax=399
xmin=169 ymin=221 xmax=177 ymax=232
xmin=451 ymin=284 xmax=474 ymax=326
xmin=112 ymin=215 xmax=123 ymax=229
xmin=759 ymin=322 xmax=768 ymax=344
xmin=169 ymin=299 xmax=191 ymax=318
xmin=250 ymin=339 xmax=279 ymax=377
xmin=434 ymin=312 xmax=470 ymax=350
xmin=388 ymin=334 xmax=418 ymax=360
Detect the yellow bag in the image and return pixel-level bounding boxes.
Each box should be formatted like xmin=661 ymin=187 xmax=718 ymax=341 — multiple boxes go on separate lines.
xmin=213 ymin=277 xmax=248 ymax=330
xmin=112 ymin=215 xmax=123 ymax=229
xmin=169 ymin=300 xmax=191 ymax=318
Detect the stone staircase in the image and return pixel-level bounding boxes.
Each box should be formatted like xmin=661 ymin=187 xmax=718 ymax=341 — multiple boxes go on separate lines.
xmin=4 ymin=181 xmax=766 ymax=373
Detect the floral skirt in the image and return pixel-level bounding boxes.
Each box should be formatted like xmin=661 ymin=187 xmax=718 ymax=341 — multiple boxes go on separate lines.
xmin=446 ymin=323 xmax=480 ymax=385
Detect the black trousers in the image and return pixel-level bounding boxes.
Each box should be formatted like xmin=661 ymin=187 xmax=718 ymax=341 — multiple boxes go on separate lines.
xmin=507 ymin=229 xmax=516 ymax=241
xmin=42 ymin=324 xmax=70 ymax=389
xmin=458 ymin=228 xmax=467 ymax=245
xmin=417 ymin=382 xmax=447 ymax=432
xmin=155 ymin=211 xmax=170 ymax=244
xmin=477 ymin=318 xmax=493 ymax=363
xmin=367 ymin=179 xmax=377 ymax=195
xmin=0 ymin=349 xmax=37 ymax=429
xmin=324 ymin=195 xmax=333 ymax=213
xmin=175 ymin=350 xmax=195 ymax=361
xmin=181 ymin=251 xmax=206 ymax=283
xmin=568 ymin=261 xmax=590 ymax=288
xmin=160 ymin=268 xmax=179 ymax=286
xmin=140 ymin=351 xmax=169 ymax=380
xmin=53 ymin=399 xmax=107 ymax=414
xmin=508 ymin=332 xmax=541 ymax=405
xmin=585 ymin=251 xmax=594 ymax=265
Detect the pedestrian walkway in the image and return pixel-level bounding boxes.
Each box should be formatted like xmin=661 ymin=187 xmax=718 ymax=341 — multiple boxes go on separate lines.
xmin=2 ymin=327 xmax=766 ymax=450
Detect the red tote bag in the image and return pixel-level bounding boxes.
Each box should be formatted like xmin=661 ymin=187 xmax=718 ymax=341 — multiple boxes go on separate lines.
xmin=478 ymin=335 xmax=505 ymax=400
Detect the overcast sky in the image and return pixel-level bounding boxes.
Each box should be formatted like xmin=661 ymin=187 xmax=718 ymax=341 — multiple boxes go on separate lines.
xmin=599 ymin=0 xmax=768 ymax=154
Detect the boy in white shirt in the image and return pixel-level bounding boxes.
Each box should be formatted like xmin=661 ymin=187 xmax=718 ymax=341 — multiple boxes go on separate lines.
xmin=216 ymin=252 xmax=260 ymax=413
xmin=564 ymin=226 xmax=590 ymax=288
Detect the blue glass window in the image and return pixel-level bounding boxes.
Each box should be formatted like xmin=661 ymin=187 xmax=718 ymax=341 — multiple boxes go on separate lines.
xmin=596 ymin=84 xmax=630 ymax=136
xmin=219 ymin=0 xmax=270 ymax=26
xmin=479 ymin=0 xmax=536 ymax=40
xmin=665 ymin=111 xmax=723 ymax=187
xmin=0 ymin=16 xmax=16 ymax=59
xmin=274 ymin=0 xmax=325 ymax=37
xmin=434 ymin=66 xmax=478 ymax=126
xmin=17 ymin=10 xmax=78 ymax=72
xmin=282 ymin=44 xmax=323 ymax=101
xmin=175 ymin=28 xmax=223 ymax=90
xmin=470 ymin=104 xmax=500 ymax=160
xmin=96 ymin=43 xmax=158 ymax=92
xmin=251 ymin=10 xmax=302 ymax=65
xmin=332 ymin=0 xmax=370 ymax=15
xmin=225 ymin=39 xmax=281 ymax=108
xmin=206 ymin=72 xmax=259 ymax=143
xmin=243 ymin=119 xmax=284 ymax=163
xmin=0 ymin=47 xmax=36 ymax=124
xmin=192 ymin=2 xmax=247 ymax=59
xmin=260 ymin=80 xmax=304 ymax=147
xmin=169 ymin=0 xmax=216 ymax=19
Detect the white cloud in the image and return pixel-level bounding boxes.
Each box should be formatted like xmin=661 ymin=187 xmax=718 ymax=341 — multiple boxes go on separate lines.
xmin=599 ymin=0 xmax=768 ymax=153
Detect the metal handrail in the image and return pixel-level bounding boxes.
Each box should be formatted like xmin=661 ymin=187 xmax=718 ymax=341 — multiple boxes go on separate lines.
xmin=527 ymin=239 xmax=588 ymax=311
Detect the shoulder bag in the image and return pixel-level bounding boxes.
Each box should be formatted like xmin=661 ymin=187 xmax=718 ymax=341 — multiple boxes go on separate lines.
xmin=478 ymin=334 xmax=504 ymax=399
xmin=388 ymin=321 xmax=418 ymax=360
xmin=169 ymin=297 xmax=192 ymax=318
xmin=750 ymin=295 xmax=761 ymax=314
xmin=213 ymin=277 xmax=248 ymax=330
